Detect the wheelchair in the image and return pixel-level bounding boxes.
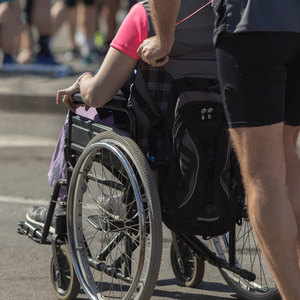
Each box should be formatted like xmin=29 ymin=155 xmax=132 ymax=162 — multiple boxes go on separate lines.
xmin=18 ymin=92 xmax=280 ymax=300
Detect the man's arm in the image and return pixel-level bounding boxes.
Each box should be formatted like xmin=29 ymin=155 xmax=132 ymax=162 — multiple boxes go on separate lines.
xmin=151 ymin=0 xmax=180 ymax=48
xmin=137 ymin=0 xmax=181 ymax=66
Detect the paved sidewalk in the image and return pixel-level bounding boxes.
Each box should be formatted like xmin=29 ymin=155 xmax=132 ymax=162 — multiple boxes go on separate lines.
xmin=0 ymin=24 xmax=103 ymax=114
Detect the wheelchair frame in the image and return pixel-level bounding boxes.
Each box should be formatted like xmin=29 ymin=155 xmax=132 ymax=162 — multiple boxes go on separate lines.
xmin=18 ymin=93 xmax=280 ymax=300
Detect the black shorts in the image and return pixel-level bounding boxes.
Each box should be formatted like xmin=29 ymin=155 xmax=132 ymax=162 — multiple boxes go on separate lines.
xmin=24 ymin=0 xmax=57 ymax=24
xmin=216 ymin=32 xmax=300 ymax=128
xmin=24 ymin=0 xmax=94 ymax=24
xmin=64 ymin=0 xmax=94 ymax=7
xmin=24 ymin=0 xmax=33 ymax=24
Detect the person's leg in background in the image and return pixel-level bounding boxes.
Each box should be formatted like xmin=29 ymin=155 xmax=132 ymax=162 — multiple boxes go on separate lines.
xmin=32 ymin=0 xmax=57 ymax=64
xmin=51 ymin=0 xmax=79 ymax=59
xmin=78 ymin=0 xmax=98 ymax=63
xmin=0 ymin=1 xmax=23 ymax=65
xmin=51 ymin=0 xmax=98 ymax=63
xmin=64 ymin=4 xmax=79 ymax=59
xmin=98 ymin=0 xmax=120 ymax=54
xmin=18 ymin=0 xmax=57 ymax=64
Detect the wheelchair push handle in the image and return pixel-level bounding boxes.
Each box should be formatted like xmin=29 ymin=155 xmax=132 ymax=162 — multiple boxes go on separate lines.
xmin=72 ymin=93 xmax=85 ymax=105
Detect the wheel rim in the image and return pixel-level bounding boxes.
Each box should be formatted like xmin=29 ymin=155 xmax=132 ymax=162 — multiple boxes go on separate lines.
xmin=68 ymin=140 xmax=159 ymax=300
xmin=171 ymin=242 xmax=196 ymax=282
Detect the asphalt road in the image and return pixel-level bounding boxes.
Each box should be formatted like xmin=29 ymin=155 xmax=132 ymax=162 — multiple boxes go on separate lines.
xmin=0 ymin=110 xmax=241 ymax=300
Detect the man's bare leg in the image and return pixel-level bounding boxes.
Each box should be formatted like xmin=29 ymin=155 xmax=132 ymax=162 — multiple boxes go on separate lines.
xmin=230 ymin=122 xmax=300 ymax=300
xmin=283 ymin=125 xmax=300 ymax=264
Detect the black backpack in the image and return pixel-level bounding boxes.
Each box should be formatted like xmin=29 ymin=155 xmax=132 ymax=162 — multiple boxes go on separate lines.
xmin=129 ymin=64 xmax=244 ymax=238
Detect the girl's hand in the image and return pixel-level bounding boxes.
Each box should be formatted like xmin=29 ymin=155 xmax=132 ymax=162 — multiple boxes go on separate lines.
xmin=56 ymin=82 xmax=82 ymax=112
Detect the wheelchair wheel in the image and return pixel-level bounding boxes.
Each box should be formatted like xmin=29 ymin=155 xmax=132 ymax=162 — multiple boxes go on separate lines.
xmin=170 ymin=237 xmax=205 ymax=288
xmin=49 ymin=244 xmax=80 ymax=300
xmin=208 ymin=208 xmax=280 ymax=300
xmin=67 ymin=132 xmax=163 ymax=300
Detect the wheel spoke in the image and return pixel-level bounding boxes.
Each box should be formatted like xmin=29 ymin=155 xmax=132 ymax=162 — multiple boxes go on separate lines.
xmin=67 ymin=132 xmax=162 ymax=300
xmin=209 ymin=218 xmax=280 ymax=299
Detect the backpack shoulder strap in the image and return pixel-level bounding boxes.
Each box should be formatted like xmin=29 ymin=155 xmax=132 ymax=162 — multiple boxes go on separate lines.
xmin=130 ymin=64 xmax=165 ymax=133
xmin=129 ymin=1 xmax=164 ymax=132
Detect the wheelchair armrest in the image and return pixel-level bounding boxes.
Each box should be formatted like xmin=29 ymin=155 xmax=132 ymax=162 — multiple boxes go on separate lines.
xmin=71 ymin=92 xmax=136 ymax=140
xmin=102 ymin=96 xmax=127 ymax=110
xmin=72 ymin=92 xmax=128 ymax=109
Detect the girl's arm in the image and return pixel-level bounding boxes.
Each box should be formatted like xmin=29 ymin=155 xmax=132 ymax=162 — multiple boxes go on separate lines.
xmin=56 ymin=47 xmax=137 ymax=112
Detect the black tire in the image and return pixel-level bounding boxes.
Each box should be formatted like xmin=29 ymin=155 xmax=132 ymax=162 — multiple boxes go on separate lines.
xmin=67 ymin=131 xmax=163 ymax=300
xmin=170 ymin=238 xmax=205 ymax=288
xmin=49 ymin=244 xmax=80 ymax=300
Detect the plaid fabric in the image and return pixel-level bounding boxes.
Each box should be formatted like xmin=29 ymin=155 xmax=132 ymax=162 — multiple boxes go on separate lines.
xmin=135 ymin=61 xmax=173 ymax=161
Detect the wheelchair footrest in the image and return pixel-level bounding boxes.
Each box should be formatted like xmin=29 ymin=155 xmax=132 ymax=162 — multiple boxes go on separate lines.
xmin=17 ymin=221 xmax=51 ymax=244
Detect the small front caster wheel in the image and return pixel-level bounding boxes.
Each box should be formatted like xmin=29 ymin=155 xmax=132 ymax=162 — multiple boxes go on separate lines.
xmin=49 ymin=244 xmax=80 ymax=300
xmin=170 ymin=241 xmax=205 ymax=288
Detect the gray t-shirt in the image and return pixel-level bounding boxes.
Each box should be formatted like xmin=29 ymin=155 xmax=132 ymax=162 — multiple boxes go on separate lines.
xmin=213 ymin=0 xmax=300 ymax=43
xmin=145 ymin=0 xmax=219 ymax=78
xmin=169 ymin=0 xmax=218 ymax=78
xmin=171 ymin=0 xmax=216 ymax=62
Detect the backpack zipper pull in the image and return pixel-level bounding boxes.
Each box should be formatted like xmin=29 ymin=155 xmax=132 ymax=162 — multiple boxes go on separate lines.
xmin=201 ymin=108 xmax=207 ymax=120
xmin=207 ymin=108 xmax=213 ymax=119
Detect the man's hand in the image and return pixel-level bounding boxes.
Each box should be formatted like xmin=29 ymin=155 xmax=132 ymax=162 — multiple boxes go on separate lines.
xmin=137 ymin=36 xmax=172 ymax=67
xmin=138 ymin=0 xmax=180 ymax=66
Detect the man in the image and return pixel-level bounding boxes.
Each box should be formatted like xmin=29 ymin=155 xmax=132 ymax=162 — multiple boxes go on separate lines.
xmin=137 ymin=1 xmax=300 ymax=300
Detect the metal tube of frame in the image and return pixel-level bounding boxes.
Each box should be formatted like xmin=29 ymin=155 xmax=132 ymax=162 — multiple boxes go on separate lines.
xmin=229 ymin=226 xmax=236 ymax=268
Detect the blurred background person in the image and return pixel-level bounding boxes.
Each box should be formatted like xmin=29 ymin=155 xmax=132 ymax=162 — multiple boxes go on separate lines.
xmin=0 ymin=0 xmax=23 ymax=65
xmin=51 ymin=0 xmax=98 ymax=63
xmin=18 ymin=0 xmax=58 ymax=64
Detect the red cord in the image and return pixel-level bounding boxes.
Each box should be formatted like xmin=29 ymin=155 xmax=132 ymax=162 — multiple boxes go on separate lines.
xmin=175 ymin=0 xmax=213 ymax=26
